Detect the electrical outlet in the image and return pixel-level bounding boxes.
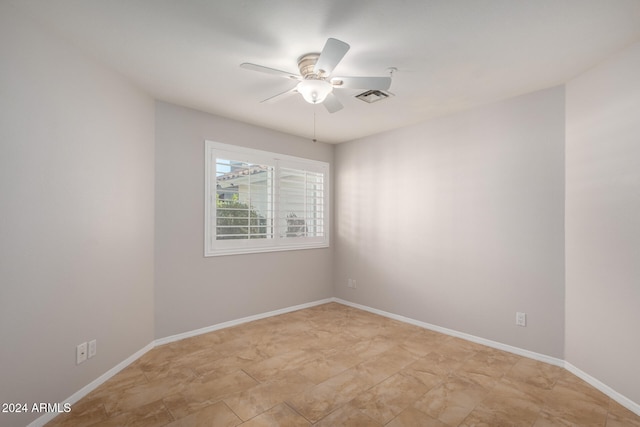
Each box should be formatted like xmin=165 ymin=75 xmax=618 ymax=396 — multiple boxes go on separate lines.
xmin=88 ymin=339 xmax=97 ymax=358
xmin=348 ymin=278 xmax=357 ymax=289
xmin=77 ymin=342 xmax=87 ymax=364
xmin=516 ymin=312 xmax=527 ymax=327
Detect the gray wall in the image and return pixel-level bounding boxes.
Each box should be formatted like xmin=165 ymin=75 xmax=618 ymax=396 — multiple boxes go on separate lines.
xmin=154 ymin=102 xmax=334 ymax=339
xmin=565 ymin=41 xmax=640 ymax=404
xmin=334 ymin=87 xmax=566 ymax=358
xmin=0 ymin=4 xmax=155 ymax=427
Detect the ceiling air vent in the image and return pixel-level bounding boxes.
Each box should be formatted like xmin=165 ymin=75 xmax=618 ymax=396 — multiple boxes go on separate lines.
xmin=355 ymin=89 xmax=393 ymax=103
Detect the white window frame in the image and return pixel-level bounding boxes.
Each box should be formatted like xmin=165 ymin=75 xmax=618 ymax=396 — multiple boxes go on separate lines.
xmin=205 ymin=141 xmax=330 ymax=256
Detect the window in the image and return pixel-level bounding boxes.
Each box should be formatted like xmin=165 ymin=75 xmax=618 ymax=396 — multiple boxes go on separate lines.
xmin=205 ymin=141 xmax=329 ymax=256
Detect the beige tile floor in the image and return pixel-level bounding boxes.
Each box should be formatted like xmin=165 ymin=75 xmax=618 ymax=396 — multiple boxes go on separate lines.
xmin=47 ymin=302 xmax=640 ymax=426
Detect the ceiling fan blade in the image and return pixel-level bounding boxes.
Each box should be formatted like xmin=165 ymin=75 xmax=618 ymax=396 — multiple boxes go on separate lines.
xmin=314 ymin=38 xmax=350 ymax=76
xmin=323 ymin=92 xmax=343 ymax=113
xmin=240 ymin=63 xmax=302 ymax=80
xmin=331 ymin=76 xmax=392 ymax=91
xmin=260 ymin=86 xmax=298 ymax=104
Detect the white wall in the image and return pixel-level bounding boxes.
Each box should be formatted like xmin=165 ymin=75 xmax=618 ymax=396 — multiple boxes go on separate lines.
xmin=0 ymin=5 xmax=155 ymax=426
xmin=154 ymin=102 xmax=334 ymax=339
xmin=334 ymin=87 xmax=566 ymax=358
xmin=565 ymin=41 xmax=640 ymax=405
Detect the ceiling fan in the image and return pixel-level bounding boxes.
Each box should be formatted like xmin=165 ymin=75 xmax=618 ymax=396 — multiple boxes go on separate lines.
xmin=240 ymin=38 xmax=392 ymax=113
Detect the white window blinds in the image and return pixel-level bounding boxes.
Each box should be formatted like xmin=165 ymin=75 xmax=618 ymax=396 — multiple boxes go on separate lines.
xmin=215 ymin=159 xmax=274 ymax=240
xmin=205 ymin=141 xmax=329 ymax=256
xmin=278 ymin=167 xmax=325 ymax=240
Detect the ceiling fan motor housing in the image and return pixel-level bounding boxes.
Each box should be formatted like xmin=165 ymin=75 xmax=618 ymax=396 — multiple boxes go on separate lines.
xmin=297 ymin=53 xmax=322 ymax=78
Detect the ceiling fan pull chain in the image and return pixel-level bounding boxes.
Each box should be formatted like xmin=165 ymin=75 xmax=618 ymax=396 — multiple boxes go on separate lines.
xmin=312 ymin=110 xmax=317 ymax=143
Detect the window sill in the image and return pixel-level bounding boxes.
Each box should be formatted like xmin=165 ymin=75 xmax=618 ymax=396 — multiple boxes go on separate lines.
xmin=204 ymin=242 xmax=330 ymax=257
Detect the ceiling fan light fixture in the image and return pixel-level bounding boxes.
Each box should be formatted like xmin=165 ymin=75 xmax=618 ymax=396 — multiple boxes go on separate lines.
xmin=296 ymin=79 xmax=333 ymax=104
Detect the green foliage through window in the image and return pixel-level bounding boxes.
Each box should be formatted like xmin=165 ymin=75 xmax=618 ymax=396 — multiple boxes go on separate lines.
xmin=216 ymin=194 xmax=267 ymax=239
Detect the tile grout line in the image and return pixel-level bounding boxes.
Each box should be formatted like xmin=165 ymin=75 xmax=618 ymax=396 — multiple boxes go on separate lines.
xmin=283 ymin=401 xmax=313 ymax=425
xmin=219 ymin=400 xmax=243 ymax=425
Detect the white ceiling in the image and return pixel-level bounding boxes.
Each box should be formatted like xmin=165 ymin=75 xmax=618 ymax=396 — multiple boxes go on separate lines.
xmin=13 ymin=0 xmax=640 ymax=143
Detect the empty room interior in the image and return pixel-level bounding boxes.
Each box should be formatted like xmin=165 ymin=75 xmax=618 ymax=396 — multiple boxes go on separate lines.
xmin=1 ymin=1 xmax=640 ymax=426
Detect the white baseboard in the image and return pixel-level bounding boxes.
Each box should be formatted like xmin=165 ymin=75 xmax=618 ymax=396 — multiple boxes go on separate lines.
xmin=154 ymin=298 xmax=334 ymax=346
xmin=333 ymin=297 xmax=640 ymax=417
xmin=30 ymin=297 xmax=639 ymax=425
xmin=28 ymin=342 xmax=154 ymax=427
xmin=333 ymin=298 xmax=564 ymax=367
xmin=565 ymin=362 xmax=640 ymax=416
xmin=29 ymin=299 xmax=334 ymax=426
